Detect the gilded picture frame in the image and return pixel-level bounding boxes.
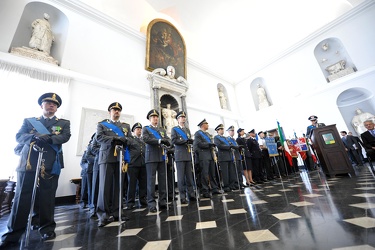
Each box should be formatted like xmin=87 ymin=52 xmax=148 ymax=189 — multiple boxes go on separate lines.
xmin=146 ymin=19 xmax=187 ymax=79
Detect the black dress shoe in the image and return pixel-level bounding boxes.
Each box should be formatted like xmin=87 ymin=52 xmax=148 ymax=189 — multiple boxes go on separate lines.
xmin=212 ymin=190 xmax=222 ymax=195
xmin=202 ymin=193 xmax=211 ymax=198
xmin=98 ymin=219 xmax=108 ymax=227
xmin=140 ymin=198 xmax=148 ymax=206
xmin=189 ymin=196 xmax=197 ymax=201
xmin=149 ymin=206 xmax=157 ymax=213
xmin=31 ymin=224 xmax=39 ymax=230
xmin=180 ymin=199 xmax=188 ymax=204
xmin=41 ymin=231 xmax=56 ymax=241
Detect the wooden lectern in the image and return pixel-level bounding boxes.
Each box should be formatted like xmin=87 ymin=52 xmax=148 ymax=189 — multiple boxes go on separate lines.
xmin=311 ymin=124 xmax=355 ymax=177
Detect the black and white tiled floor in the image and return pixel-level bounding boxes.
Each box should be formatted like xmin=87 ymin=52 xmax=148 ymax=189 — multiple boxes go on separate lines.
xmin=2 ymin=165 xmax=375 ymax=250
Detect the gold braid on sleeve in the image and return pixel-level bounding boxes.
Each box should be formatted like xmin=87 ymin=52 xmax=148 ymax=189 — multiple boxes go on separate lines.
xmin=26 ymin=141 xmax=36 ymax=170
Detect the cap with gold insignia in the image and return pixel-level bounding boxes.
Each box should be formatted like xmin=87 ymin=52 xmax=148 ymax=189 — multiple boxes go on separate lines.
xmin=249 ymin=129 xmax=255 ymax=134
xmin=131 ymin=122 xmax=142 ymax=132
xmin=147 ymin=109 xmax=159 ymax=119
xmin=197 ymin=119 xmax=208 ymax=127
xmin=237 ymin=128 xmax=244 ymax=133
xmin=226 ymin=125 xmax=234 ymax=131
xmin=38 ymin=93 xmax=62 ymax=108
xmin=215 ymin=124 xmax=224 ymax=131
xmin=308 ymin=115 xmax=318 ymax=121
xmin=108 ymin=102 xmax=122 ymax=111
xmin=176 ymin=111 xmax=186 ymax=119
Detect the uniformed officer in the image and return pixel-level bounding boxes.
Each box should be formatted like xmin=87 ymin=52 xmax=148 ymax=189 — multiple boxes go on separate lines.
xmin=96 ymin=102 xmax=131 ymax=227
xmin=214 ymin=124 xmax=236 ymax=192
xmin=306 ymin=115 xmax=326 ymax=139
xmin=0 ymin=93 xmax=71 ymax=248
xmin=193 ymin=119 xmax=220 ymax=198
xmin=125 ymin=122 xmax=147 ymax=209
xmin=142 ymin=109 xmax=171 ymax=213
xmin=171 ymin=111 xmax=196 ymax=204
xmin=227 ymin=125 xmax=245 ymax=188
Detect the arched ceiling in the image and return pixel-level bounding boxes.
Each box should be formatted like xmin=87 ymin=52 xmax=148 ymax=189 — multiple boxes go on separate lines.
xmin=144 ymin=0 xmax=364 ymax=83
xmin=80 ymin=0 xmax=365 ymax=83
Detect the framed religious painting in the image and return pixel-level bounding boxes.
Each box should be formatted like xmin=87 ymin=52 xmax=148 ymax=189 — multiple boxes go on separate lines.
xmin=146 ymin=19 xmax=187 ymax=79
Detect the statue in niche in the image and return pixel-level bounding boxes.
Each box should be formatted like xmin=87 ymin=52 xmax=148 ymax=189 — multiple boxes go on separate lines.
xmin=257 ymin=84 xmax=270 ymax=110
xmin=326 ymin=60 xmax=346 ymax=75
xmin=162 ymin=103 xmax=178 ymax=136
xmin=29 ymin=13 xmax=54 ymax=55
xmin=351 ymin=108 xmax=375 ymax=135
xmin=218 ymin=86 xmax=228 ymax=109
xmin=322 ymin=43 xmax=329 ymax=51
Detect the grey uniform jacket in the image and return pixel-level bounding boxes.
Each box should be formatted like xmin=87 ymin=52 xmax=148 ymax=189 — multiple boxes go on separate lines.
xmin=193 ymin=130 xmax=215 ymax=161
xmin=96 ymin=119 xmax=131 ymax=164
xmin=171 ymin=126 xmax=192 ymax=162
xmin=214 ymin=135 xmax=232 ymax=161
xmin=142 ymin=125 xmax=171 ymax=163
xmin=16 ymin=116 xmax=71 ymax=172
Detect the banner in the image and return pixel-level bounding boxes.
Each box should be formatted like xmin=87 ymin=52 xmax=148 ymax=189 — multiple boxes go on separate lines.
xmin=290 ymin=138 xmax=308 ymax=152
xmin=267 ymin=142 xmax=279 ymax=157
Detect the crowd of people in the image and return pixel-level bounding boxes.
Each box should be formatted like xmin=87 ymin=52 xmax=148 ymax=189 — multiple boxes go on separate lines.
xmin=2 ymin=93 xmax=375 ymax=248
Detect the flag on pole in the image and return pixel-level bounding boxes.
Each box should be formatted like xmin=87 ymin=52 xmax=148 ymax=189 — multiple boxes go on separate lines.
xmin=277 ymin=121 xmax=293 ymax=166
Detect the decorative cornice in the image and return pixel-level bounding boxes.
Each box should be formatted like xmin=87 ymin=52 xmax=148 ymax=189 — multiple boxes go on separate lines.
xmin=48 ymin=0 xmax=145 ymax=42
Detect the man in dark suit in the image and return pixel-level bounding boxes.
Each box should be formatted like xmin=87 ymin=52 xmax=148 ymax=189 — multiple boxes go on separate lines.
xmin=361 ymin=119 xmax=375 ymax=161
xmin=171 ymin=111 xmax=196 ymax=204
xmin=348 ymin=131 xmax=365 ymax=162
xmin=125 ymin=122 xmax=147 ymax=209
xmin=96 ymin=102 xmax=131 ymax=227
xmin=193 ymin=119 xmax=220 ymax=198
xmin=247 ymin=129 xmax=265 ymax=183
xmin=0 ymin=93 xmax=71 ymax=248
xmin=340 ymin=131 xmax=364 ymax=166
xmin=214 ymin=124 xmax=235 ymax=192
xmin=142 ymin=109 xmax=171 ymax=213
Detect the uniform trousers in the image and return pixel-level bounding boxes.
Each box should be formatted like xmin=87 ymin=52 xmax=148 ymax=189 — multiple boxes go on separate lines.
xmin=251 ymin=158 xmax=262 ymax=182
xmin=146 ymin=161 xmax=167 ymax=208
xmin=1 ymin=171 xmax=58 ymax=243
xmin=89 ymin=167 xmax=99 ymax=215
xmin=199 ymin=159 xmax=219 ymax=194
xmin=97 ymin=162 xmax=123 ymax=221
xmin=126 ymin=166 xmax=147 ymax=206
xmin=176 ymin=161 xmax=195 ymax=200
xmin=218 ymin=161 xmax=236 ymax=190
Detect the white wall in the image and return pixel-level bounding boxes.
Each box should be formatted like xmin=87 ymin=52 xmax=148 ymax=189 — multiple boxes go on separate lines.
xmin=235 ymin=3 xmax=375 ymax=138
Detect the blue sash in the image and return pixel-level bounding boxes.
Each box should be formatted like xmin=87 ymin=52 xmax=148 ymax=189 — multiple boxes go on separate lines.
xmin=145 ymin=126 xmax=165 ymax=160
xmin=228 ymin=137 xmax=237 ymax=146
xmin=199 ymin=131 xmax=212 ymax=143
xmin=27 ymin=118 xmax=62 ymax=175
xmin=173 ymin=127 xmax=188 ymax=140
xmin=145 ymin=126 xmax=162 ymax=139
xmin=216 ymin=136 xmax=230 ymax=145
xmin=101 ymin=121 xmax=130 ymax=163
xmin=228 ymin=137 xmax=241 ymax=160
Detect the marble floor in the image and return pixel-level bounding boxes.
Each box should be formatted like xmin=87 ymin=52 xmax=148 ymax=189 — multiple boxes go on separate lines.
xmin=2 ymin=165 xmax=375 ymax=250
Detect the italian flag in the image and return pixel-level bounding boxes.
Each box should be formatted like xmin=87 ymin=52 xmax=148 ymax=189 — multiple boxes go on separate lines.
xmin=277 ymin=121 xmax=293 ymax=166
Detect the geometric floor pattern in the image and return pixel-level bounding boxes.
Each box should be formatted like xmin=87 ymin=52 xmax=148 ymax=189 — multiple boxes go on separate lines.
xmin=1 ymin=165 xmax=375 ymax=249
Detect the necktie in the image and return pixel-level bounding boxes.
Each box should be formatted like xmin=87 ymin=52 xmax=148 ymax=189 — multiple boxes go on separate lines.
xmin=371 ymin=130 xmax=375 ymax=137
